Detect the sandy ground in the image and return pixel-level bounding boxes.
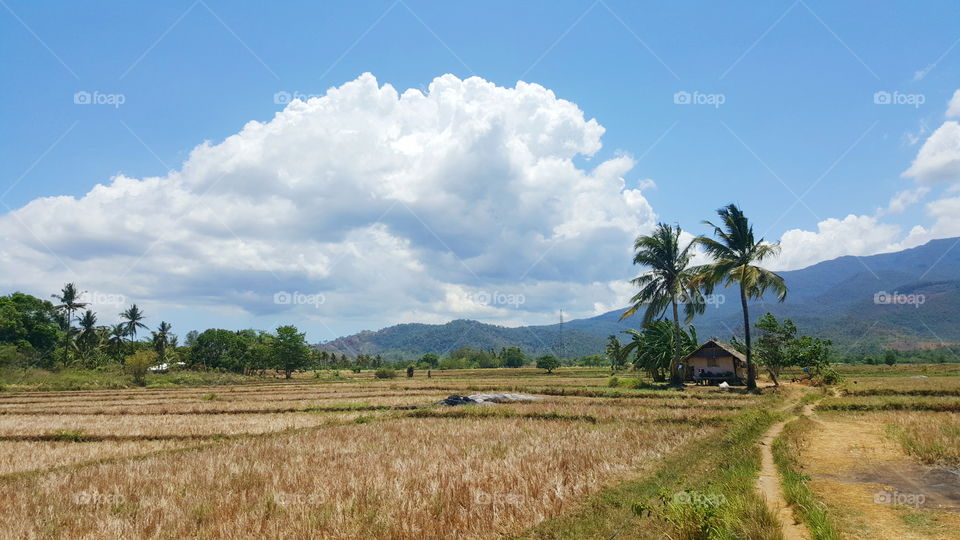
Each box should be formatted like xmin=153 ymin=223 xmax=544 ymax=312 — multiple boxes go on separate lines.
xmin=802 ymin=411 xmax=960 ymax=539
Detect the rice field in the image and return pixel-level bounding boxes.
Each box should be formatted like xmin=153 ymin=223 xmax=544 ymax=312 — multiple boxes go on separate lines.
xmin=0 ymin=368 xmax=768 ymax=539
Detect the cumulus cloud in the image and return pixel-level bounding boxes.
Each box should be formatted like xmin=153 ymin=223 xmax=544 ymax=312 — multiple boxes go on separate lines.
xmin=902 ymin=121 xmax=960 ymax=185
xmin=948 ymin=89 xmax=960 ymax=119
xmin=774 ymin=215 xmax=905 ymax=270
xmin=0 ymin=74 xmax=656 ymax=335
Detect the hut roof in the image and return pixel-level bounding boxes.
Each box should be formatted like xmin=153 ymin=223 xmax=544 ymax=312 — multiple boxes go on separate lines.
xmin=680 ymin=340 xmax=747 ymax=364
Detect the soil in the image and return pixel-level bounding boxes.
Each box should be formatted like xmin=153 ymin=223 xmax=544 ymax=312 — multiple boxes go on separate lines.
xmin=801 ymin=411 xmax=960 ymax=539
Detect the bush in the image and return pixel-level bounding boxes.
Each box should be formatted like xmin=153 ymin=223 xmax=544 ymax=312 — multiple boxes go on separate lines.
xmin=374 ymin=367 xmax=396 ymax=379
xmin=124 ymin=350 xmax=157 ymax=386
xmin=608 ymin=376 xmax=620 ymax=388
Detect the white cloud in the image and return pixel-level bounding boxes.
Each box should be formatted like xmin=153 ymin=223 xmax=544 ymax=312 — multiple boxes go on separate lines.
xmin=774 ymin=214 xmax=905 ymax=270
xmin=0 ymin=74 xmax=655 ymax=334
xmin=947 ymin=89 xmax=960 ymax=119
xmin=902 ymin=121 xmax=960 ymax=185
xmin=881 ymin=187 xmax=930 ymax=215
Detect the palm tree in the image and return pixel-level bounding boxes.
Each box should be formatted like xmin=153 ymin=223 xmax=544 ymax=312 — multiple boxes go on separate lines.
xmin=51 ymin=283 xmax=88 ymax=364
xmin=152 ymin=321 xmax=172 ymax=364
xmin=692 ymin=204 xmax=788 ymax=390
xmin=620 ymin=223 xmax=704 ymax=386
xmin=622 ymin=321 xmax=698 ymax=382
xmin=76 ymin=310 xmax=100 ymax=361
xmin=107 ymin=324 xmax=127 ymax=361
xmin=120 ymin=304 xmax=148 ymax=340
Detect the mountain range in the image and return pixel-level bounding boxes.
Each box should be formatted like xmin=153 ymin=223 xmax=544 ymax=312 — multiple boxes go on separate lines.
xmin=319 ymin=237 xmax=960 ymax=360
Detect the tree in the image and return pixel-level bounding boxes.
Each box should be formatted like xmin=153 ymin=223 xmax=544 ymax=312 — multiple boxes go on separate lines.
xmin=151 ymin=321 xmax=173 ymax=365
xmin=605 ymin=335 xmax=628 ymax=372
xmin=107 ymin=324 xmax=127 ymax=362
xmin=76 ymin=310 xmax=101 ymax=362
xmin=621 ymin=223 xmax=704 ymax=386
xmin=419 ymin=353 xmax=440 ymax=368
xmin=0 ymin=292 xmax=61 ymax=366
xmin=536 ymin=355 xmax=561 ymax=374
xmin=883 ymin=350 xmax=897 ymax=367
xmin=120 ymin=304 xmax=148 ymax=341
xmin=499 ymin=347 xmax=526 ymax=368
xmin=51 ymin=283 xmax=88 ymax=364
xmin=272 ymin=325 xmax=309 ymax=379
xmin=753 ymin=313 xmax=798 ymax=386
xmin=622 ymin=321 xmax=698 ymax=382
xmin=692 ymin=204 xmax=787 ymax=390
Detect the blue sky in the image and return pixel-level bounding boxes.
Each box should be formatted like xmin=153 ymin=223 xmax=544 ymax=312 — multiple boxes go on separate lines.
xmin=1 ymin=1 xmax=959 ymax=341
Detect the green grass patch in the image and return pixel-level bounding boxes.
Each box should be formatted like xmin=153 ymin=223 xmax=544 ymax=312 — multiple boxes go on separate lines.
xmin=772 ymin=416 xmax=839 ymax=540
xmin=46 ymin=429 xmax=88 ymax=442
xmin=519 ymin=401 xmax=782 ymax=539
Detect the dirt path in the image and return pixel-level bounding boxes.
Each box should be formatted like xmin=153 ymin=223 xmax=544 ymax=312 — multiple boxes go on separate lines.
xmin=802 ymin=410 xmax=960 ymax=539
xmin=757 ymin=398 xmax=811 ymax=540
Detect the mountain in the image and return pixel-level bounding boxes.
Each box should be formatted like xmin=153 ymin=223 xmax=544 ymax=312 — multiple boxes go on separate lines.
xmin=319 ymin=238 xmax=960 ymax=359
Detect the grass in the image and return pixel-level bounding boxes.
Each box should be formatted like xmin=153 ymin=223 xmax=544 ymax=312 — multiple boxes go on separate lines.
xmin=771 ymin=416 xmax=840 ymax=540
xmin=523 ymin=404 xmax=783 ymax=539
xmin=884 ymin=412 xmax=960 ymax=466
xmin=0 ymin=367 xmax=259 ymax=392
xmin=818 ymin=395 xmax=960 ymax=411
xmin=0 ymin=368 xmax=773 ymax=538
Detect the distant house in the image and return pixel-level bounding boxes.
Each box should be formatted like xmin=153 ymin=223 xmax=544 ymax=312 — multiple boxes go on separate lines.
xmin=680 ymin=340 xmax=747 ymax=385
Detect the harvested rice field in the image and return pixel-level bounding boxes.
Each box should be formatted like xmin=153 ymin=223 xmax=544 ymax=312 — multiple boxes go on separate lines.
xmin=0 ymin=368 xmax=777 ymax=539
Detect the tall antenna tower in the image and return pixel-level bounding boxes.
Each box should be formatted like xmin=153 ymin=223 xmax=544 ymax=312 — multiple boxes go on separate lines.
xmin=559 ymin=309 xmax=565 ymax=359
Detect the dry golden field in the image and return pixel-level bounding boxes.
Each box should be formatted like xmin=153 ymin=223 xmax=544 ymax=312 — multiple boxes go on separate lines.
xmin=0 ymin=368 xmax=773 ymax=539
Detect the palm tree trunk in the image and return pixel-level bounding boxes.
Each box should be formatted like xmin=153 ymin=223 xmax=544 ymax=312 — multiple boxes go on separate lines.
xmin=62 ymin=308 xmax=72 ymax=365
xmin=740 ymin=283 xmax=756 ymax=390
xmin=670 ymin=299 xmax=683 ymax=386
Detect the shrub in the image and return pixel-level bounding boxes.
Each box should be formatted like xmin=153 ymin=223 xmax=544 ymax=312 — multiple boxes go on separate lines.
xmin=124 ymin=350 xmax=157 ymax=386
xmin=374 ymin=367 xmax=396 ymax=379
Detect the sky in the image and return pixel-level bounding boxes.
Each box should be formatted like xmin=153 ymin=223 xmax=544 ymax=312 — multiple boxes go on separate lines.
xmin=1 ymin=0 xmax=959 ymax=342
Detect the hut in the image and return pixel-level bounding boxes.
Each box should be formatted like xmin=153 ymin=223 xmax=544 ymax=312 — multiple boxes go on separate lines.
xmin=680 ymin=340 xmax=747 ymax=385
